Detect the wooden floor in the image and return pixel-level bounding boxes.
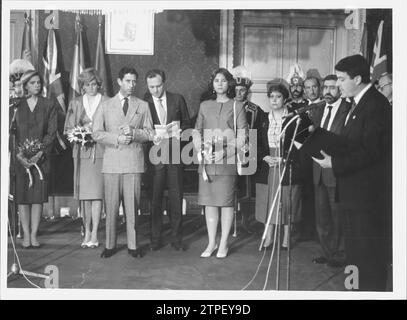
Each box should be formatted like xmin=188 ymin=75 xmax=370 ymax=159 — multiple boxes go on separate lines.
xmin=6 ymin=213 xmax=349 ymax=294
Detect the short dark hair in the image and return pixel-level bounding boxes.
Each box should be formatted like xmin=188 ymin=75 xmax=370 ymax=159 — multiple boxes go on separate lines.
xmin=207 ymin=68 xmax=236 ymax=100
xmin=267 ymin=84 xmax=289 ymax=101
xmin=145 ymin=69 xmax=166 ymax=82
xmin=118 ymin=67 xmax=138 ymax=80
xmin=304 ymin=76 xmax=321 ymax=87
xmin=335 ymin=54 xmax=370 ymax=84
xmin=323 ymin=74 xmax=338 ymax=83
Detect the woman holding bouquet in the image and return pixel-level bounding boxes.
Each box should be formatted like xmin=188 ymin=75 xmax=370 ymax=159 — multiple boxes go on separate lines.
xmin=193 ymin=68 xmax=247 ymax=258
xmin=255 ymin=81 xmax=302 ymax=249
xmin=64 ymin=68 xmax=108 ymax=248
xmin=14 ymin=70 xmax=57 ymax=248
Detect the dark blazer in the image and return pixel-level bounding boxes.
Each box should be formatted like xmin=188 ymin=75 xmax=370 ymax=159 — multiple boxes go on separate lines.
xmin=145 ymin=91 xmax=191 ymax=168
xmin=311 ymin=99 xmax=350 ymax=187
xmin=332 ymin=86 xmax=391 ymax=205
xmin=255 ymin=110 xmax=302 ymax=186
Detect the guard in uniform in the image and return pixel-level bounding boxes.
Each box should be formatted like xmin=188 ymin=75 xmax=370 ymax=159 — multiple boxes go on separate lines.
xmin=231 ymin=66 xmax=265 ymax=233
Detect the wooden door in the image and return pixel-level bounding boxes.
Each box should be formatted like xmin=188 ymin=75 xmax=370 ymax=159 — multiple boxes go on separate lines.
xmin=235 ymin=10 xmax=348 ymax=109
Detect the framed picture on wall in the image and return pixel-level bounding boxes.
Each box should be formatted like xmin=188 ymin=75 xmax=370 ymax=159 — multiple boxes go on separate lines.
xmin=105 ymin=10 xmax=154 ymax=55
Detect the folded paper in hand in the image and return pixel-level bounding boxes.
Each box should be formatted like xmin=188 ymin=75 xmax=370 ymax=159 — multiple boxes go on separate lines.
xmin=154 ymin=121 xmax=180 ymax=139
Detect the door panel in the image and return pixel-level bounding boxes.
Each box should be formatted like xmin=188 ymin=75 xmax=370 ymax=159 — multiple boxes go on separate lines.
xmin=296 ymin=27 xmax=335 ymax=79
xmin=236 ymin=10 xmax=347 ymax=109
xmin=242 ymin=24 xmax=284 ymax=109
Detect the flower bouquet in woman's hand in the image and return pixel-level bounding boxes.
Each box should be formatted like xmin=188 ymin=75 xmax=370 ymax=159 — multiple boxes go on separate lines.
xmin=66 ymin=124 xmax=97 ymax=161
xmin=17 ymin=138 xmax=45 ymax=188
xmin=66 ymin=124 xmax=95 ymax=148
xmin=197 ymin=136 xmax=225 ymax=182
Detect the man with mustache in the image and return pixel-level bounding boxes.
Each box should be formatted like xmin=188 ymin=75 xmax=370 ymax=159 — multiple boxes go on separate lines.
xmin=309 ymin=74 xmax=351 ymax=267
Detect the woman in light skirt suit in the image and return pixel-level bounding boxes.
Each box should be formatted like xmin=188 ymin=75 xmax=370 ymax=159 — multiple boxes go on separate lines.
xmin=193 ymin=68 xmax=247 ymax=258
xmin=64 ymin=68 xmax=109 ymax=248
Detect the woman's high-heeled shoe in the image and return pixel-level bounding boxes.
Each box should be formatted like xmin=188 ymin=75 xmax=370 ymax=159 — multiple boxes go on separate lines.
xmin=200 ymin=244 xmax=218 ymax=258
xmin=87 ymin=241 xmax=99 ymax=248
xmin=216 ymin=247 xmax=229 ymax=259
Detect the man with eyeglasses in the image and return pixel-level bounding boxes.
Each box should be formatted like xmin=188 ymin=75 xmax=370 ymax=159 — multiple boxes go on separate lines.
xmin=376 ymin=73 xmax=392 ymax=105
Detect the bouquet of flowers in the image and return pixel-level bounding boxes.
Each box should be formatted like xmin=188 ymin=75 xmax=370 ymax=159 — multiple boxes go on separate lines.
xmin=66 ymin=125 xmax=96 ymax=161
xmin=198 ymin=136 xmax=226 ymax=182
xmin=66 ymin=125 xmax=95 ymax=148
xmin=17 ymin=138 xmax=44 ymax=188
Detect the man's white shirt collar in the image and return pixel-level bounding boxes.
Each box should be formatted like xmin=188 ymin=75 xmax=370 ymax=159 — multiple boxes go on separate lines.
xmin=354 ymin=83 xmax=372 ymax=105
xmin=118 ymin=92 xmax=130 ymax=105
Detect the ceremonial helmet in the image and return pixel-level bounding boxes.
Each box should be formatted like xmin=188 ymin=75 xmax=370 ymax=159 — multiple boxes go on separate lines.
xmin=230 ymin=65 xmax=253 ymax=89
xmin=286 ymin=63 xmax=305 ymax=87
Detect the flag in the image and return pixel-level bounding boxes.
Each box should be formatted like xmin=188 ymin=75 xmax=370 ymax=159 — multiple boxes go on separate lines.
xmin=42 ymin=28 xmax=66 ymax=112
xmin=69 ymin=18 xmax=86 ymax=101
xmin=21 ymin=11 xmax=33 ymax=64
xmin=95 ymin=16 xmax=112 ymax=97
xmin=42 ymin=28 xmax=67 ymax=149
xmin=370 ymin=20 xmax=388 ymax=81
xmin=359 ymin=22 xmax=367 ymax=57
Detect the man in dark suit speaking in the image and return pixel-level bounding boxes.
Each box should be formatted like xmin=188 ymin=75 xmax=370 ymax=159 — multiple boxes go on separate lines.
xmin=313 ymin=55 xmax=392 ymax=291
xmin=144 ymin=69 xmax=191 ymax=251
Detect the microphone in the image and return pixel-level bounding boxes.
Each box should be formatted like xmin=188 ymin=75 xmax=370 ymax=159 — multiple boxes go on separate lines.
xmin=9 ymin=97 xmax=21 ymax=109
xmin=284 ymin=100 xmax=326 ymax=118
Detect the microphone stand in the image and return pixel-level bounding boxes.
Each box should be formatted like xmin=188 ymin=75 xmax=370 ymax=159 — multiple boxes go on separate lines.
xmin=7 ymin=102 xmax=48 ymax=282
xmin=258 ymin=114 xmax=301 ymax=290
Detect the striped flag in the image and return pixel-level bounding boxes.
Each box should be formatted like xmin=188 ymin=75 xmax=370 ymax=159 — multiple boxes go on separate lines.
xmin=42 ymin=27 xmax=67 ymax=149
xmin=42 ymin=28 xmax=66 ymax=112
xmin=69 ymin=17 xmax=86 ymax=101
xmin=359 ymin=22 xmax=367 ymax=58
xmin=21 ymin=11 xmax=33 ymax=64
xmin=370 ymin=20 xmax=388 ymax=81
xmin=95 ymin=16 xmax=112 ymax=97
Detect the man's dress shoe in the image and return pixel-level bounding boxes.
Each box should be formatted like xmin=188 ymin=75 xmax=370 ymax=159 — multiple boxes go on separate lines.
xmin=100 ymin=248 xmax=116 ymax=258
xmin=327 ymin=259 xmax=346 ymax=268
xmin=171 ymin=241 xmax=187 ymax=251
xmin=128 ymin=248 xmax=144 ymax=258
xmin=150 ymin=242 xmax=162 ymax=251
xmin=312 ymin=256 xmax=328 ymax=264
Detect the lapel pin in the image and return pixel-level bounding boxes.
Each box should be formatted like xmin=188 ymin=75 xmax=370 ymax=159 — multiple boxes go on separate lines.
xmin=352 ymin=115 xmax=356 ymax=120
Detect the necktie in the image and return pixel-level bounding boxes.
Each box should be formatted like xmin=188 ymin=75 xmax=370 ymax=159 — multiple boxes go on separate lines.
xmin=123 ymin=97 xmax=129 ymax=116
xmin=157 ymin=98 xmax=166 ymax=124
xmin=322 ymin=105 xmax=333 ymax=130
xmin=345 ymin=97 xmax=356 ymax=125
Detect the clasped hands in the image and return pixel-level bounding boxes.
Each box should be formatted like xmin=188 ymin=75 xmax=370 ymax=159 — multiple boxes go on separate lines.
xmin=118 ymin=125 xmax=134 ymax=145
xmin=263 ymin=155 xmax=281 ymax=167
xmin=203 ymin=149 xmax=224 ymax=163
xmin=17 ymin=151 xmax=44 ymax=169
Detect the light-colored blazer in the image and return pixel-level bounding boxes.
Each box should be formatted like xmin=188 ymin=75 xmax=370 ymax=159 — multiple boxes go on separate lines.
xmin=92 ymin=93 xmax=154 ymax=174
xmin=64 ymin=94 xmax=109 ymax=159
xmin=193 ymin=99 xmax=247 ymax=175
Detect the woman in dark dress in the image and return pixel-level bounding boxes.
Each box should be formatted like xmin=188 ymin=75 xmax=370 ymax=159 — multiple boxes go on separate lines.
xmin=193 ymin=68 xmax=247 ymax=258
xmin=15 ymin=70 xmax=57 ymax=248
